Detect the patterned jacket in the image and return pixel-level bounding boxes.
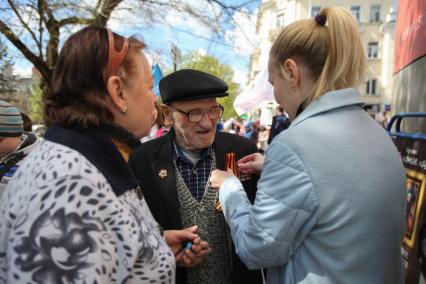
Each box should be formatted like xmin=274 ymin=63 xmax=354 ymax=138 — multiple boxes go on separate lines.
xmin=0 ymin=125 xmax=175 ymax=284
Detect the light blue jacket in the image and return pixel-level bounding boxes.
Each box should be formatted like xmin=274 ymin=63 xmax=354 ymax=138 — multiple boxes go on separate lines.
xmin=219 ymin=88 xmax=406 ymax=284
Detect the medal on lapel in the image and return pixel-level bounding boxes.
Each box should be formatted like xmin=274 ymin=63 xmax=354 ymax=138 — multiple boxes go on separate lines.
xmin=158 ymin=169 xmax=168 ymax=179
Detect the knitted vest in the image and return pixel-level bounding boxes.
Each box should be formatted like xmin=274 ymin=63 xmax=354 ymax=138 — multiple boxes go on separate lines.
xmin=174 ymin=155 xmax=232 ymax=284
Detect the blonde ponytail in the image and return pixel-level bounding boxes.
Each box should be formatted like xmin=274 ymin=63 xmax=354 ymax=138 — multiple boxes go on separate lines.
xmin=270 ymin=7 xmax=365 ymax=107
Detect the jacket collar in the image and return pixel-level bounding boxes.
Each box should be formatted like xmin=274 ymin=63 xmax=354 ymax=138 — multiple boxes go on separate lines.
xmin=44 ymin=125 xmax=139 ymax=196
xmin=148 ymin=129 xmax=181 ymax=228
xmin=291 ymin=88 xmax=364 ymax=127
xmin=172 ymin=138 xmax=214 ymax=165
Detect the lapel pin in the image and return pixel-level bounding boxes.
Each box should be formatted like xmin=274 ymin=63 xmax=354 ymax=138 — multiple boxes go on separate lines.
xmin=158 ymin=169 xmax=168 ymax=179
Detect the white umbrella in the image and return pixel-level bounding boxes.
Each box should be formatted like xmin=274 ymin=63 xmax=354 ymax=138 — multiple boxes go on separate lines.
xmin=233 ymin=69 xmax=275 ymax=116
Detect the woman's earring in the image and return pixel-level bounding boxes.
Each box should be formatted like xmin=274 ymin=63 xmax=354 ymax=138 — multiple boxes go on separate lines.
xmin=122 ymin=105 xmax=128 ymax=114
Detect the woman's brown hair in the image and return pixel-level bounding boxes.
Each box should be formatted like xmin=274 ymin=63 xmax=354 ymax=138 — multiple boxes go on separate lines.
xmin=270 ymin=7 xmax=365 ymax=107
xmin=44 ymin=25 xmax=146 ymax=127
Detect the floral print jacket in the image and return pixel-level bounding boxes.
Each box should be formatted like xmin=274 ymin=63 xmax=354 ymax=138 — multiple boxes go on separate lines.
xmin=0 ymin=125 xmax=175 ymax=284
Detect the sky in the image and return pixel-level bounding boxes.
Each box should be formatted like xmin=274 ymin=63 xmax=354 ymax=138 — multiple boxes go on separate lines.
xmin=2 ymin=0 xmax=260 ymax=88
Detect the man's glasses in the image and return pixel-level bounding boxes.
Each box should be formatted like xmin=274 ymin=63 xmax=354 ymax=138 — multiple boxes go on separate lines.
xmin=169 ymin=105 xmax=224 ymax=123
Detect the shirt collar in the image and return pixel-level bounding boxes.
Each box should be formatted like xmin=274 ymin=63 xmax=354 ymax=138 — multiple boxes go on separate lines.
xmin=172 ymin=137 xmax=213 ymax=164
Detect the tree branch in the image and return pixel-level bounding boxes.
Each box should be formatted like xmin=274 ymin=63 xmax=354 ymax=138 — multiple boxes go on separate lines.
xmin=37 ymin=1 xmax=44 ymax=59
xmin=94 ymin=0 xmax=123 ymax=26
xmin=94 ymin=0 xmax=103 ymax=15
xmin=37 ymin=0 xmax=48 ymax=28
xmin=38 ymin=0 xmax=55 ymax=24
xmin=0 ymin=20 xmax=50 ymax=81
xmin=59 ymin=17 xmax=93 ymax=27
xmin=6 ymin=0 xmax=41 ymax=52
xmin=208 ymin=0 xmax=258 ymax=12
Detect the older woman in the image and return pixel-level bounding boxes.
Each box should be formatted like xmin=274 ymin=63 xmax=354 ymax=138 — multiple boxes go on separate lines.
xmin=0 ymin=26 xmax=208 ymax=283
xmin=211 ymin=7 xmax=406 ymax=284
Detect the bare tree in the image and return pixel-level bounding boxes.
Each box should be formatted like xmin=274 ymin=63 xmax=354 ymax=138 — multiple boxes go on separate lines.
xmin=0 ymin=0 xmax=257 ymax=92
xmin=0 ymin=37 xmax=11 ymax=72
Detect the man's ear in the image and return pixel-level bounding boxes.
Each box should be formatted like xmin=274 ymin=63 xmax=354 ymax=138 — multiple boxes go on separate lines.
xmin=280 ymin=59 xmax=300 ymax=89
xmin=161 ymin=104 xmax=173 ymax=121
xmin=106 ymin=75 xmax=127 ymax=113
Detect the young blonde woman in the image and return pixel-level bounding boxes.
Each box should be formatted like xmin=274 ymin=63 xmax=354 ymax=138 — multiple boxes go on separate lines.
xmin=211 ymin=7 xmax=406 ymax=284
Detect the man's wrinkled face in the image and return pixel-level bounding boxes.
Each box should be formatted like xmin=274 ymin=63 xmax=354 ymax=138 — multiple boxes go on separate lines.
xmin=168 ymin=98 xmax=219 ymax=150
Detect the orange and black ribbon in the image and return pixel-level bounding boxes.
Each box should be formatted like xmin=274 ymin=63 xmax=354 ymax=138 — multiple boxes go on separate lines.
xmin=214 ymin=152 xmax=240 ymax=212
xmin=225 ymin=152 xmax=240 ymax=178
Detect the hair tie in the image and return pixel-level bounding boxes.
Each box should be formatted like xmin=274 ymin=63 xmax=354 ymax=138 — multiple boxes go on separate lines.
xmin=314 ymin=14 xmax=327 ymax=26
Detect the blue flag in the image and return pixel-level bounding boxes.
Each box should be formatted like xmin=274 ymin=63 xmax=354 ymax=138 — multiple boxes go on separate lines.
xmin=152 ymin=63 xmax=163 ymax=97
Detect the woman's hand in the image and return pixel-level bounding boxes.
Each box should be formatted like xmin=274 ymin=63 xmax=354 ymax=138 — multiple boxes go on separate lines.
xmin=237 ymin=153 xmax=264 ymax=174
xmin=210 ymin=169 xmax=235 ymax=191
xmin=164 ymin=226 xmax=211 ymax=267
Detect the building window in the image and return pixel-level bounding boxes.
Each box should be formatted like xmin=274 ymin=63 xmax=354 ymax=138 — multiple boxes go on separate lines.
xmin=276 ymin=13 xmax=285 ymax=28
xmin=370 ymin=5 xmax=381 ymax=22
xmin=350 ymin=6 xmax=361 ymax=22
xmin=311 ymin=6 xmax=321 ymax=17
xmin=366 ymin=79 xmax=378 ymax=95
xmin=368 ymin=42 xmax=379 ymax=58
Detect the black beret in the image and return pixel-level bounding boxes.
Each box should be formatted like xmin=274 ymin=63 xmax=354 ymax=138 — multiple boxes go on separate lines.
xmin=159 ymin=69 xmax=228 ymax=104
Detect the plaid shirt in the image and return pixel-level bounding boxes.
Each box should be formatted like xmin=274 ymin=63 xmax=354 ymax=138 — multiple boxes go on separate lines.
xmin=172 ymin=141 xmax=214 ymax=201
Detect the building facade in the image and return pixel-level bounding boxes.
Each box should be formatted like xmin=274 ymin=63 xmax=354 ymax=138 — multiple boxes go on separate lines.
xmin=249 ymin=0 xmax=396 ymax=118
xmin=0 ymin=63 xmax=33 ymax=114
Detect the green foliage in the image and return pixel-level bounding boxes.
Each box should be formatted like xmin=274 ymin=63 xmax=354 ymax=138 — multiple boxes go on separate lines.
xmin=180 ymin=51 xmax=240 ymax=119
xmin=29 ymin=80 xmax=44 ymax=124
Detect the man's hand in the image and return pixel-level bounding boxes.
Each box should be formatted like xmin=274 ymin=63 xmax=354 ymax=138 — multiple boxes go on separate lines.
xmin=237 ymin=153 xmax=264 ymax=174
xmin=164 ymin=226 xmax=211 ymax=267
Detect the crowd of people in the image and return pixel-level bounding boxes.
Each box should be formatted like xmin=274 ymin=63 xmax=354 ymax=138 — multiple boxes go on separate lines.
xmin=0 ymin=6 xmax=406 ymax=284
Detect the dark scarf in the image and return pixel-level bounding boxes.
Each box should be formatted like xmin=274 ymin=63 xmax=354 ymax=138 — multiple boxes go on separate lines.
xmin=44 ymin=123 xmax=141 ymax=196
xmin=98 ymin=123 xmax=141 ymax=151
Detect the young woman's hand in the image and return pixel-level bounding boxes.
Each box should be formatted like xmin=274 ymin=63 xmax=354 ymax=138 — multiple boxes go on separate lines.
xmin=237 ymin=153 xmax=264 ymax=174
xmin=210 ymin=169 xmax=235 ymax=190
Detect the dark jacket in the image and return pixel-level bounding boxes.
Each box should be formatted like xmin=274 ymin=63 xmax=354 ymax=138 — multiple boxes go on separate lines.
xmin=129 ymin=129 xmax=263 ymax=284
xmin=268 ymin=114 xmax=290 ymax=144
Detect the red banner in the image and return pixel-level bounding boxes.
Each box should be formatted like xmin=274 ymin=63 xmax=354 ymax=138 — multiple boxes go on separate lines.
xmin=394 ymin=0 xmax=426 ymax=73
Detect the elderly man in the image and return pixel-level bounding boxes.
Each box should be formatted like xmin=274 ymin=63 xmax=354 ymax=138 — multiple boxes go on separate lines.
xmin=129 ymin=69 xmax=262 ymax=284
